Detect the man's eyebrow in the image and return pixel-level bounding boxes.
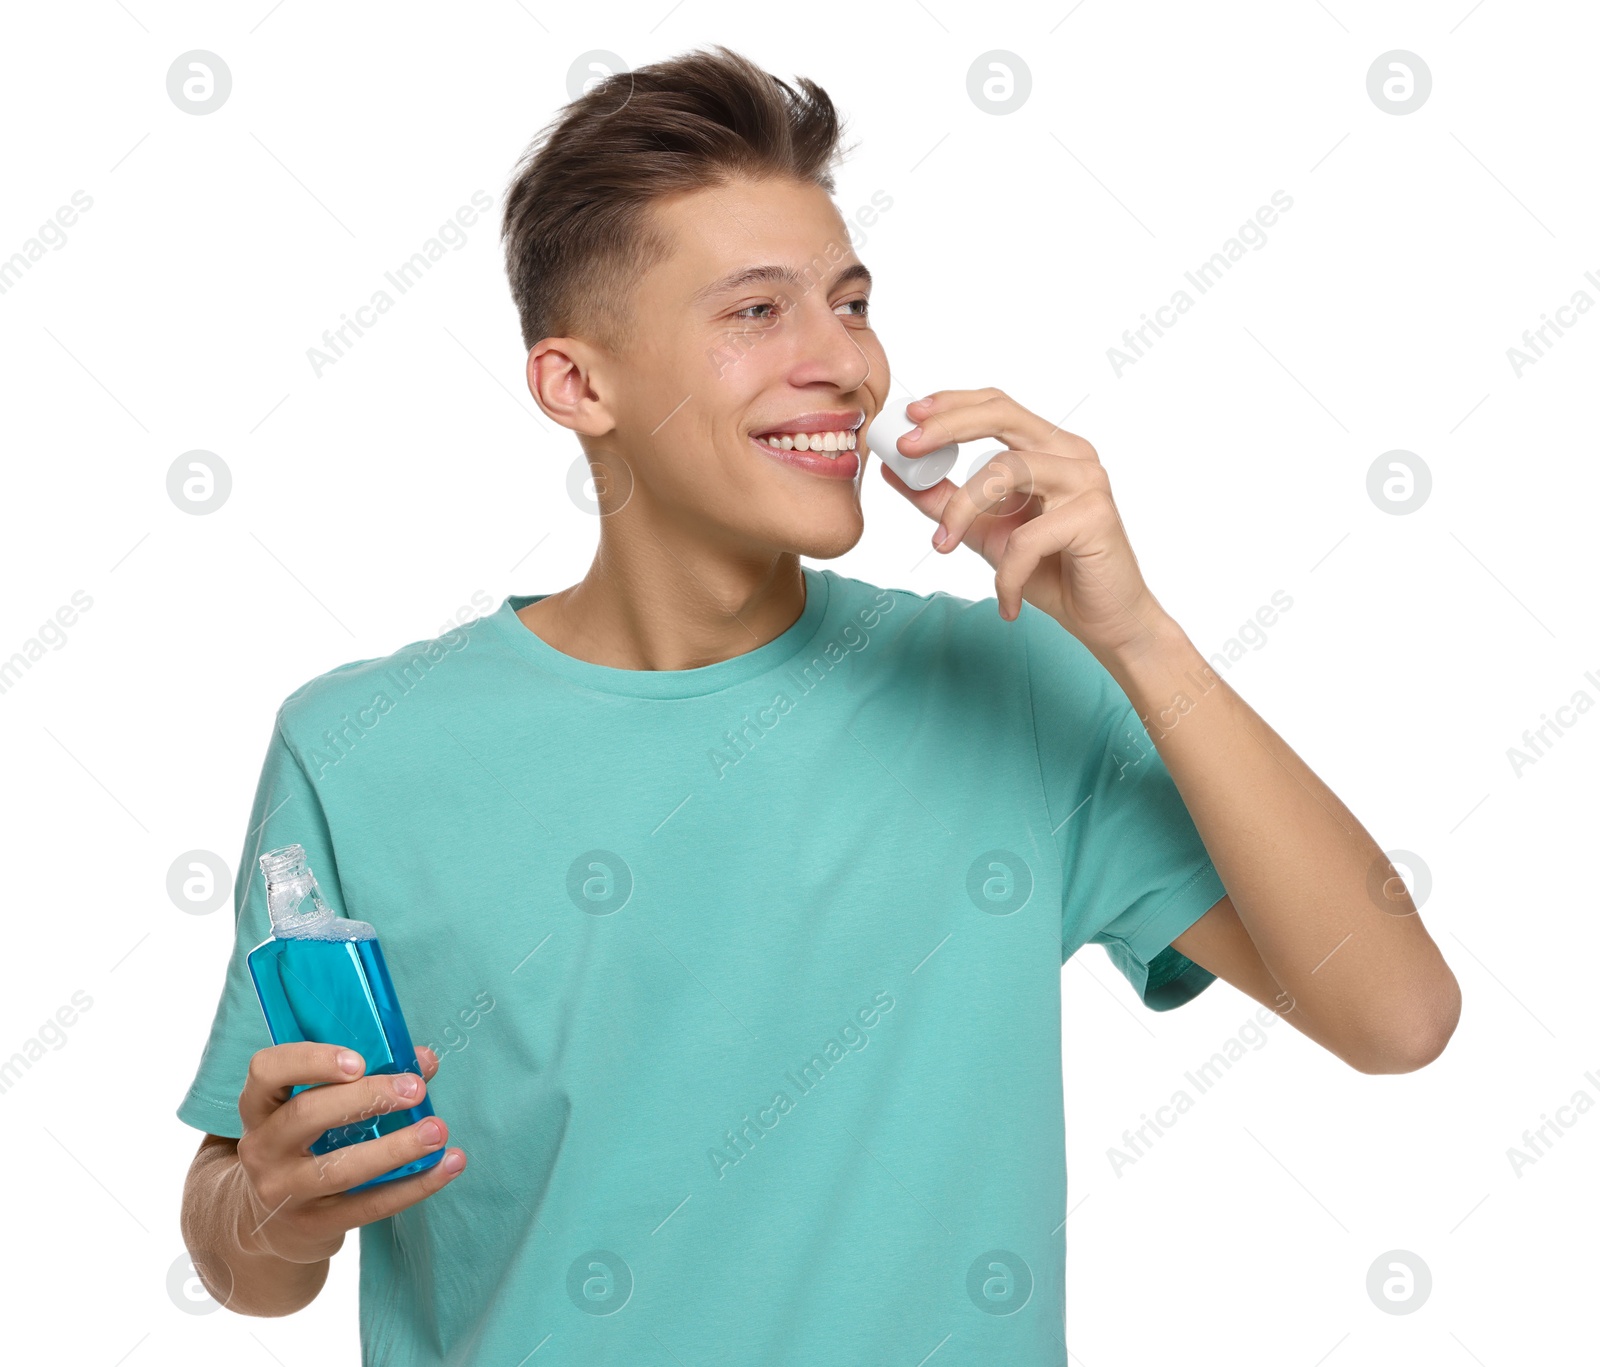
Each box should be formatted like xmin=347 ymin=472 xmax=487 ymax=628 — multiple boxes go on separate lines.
xmin=690 ymin=261 xmax=872 ymax=305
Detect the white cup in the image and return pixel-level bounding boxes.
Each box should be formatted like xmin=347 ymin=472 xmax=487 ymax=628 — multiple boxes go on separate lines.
xmin=863 ymin=416 xmax=958 ymax=491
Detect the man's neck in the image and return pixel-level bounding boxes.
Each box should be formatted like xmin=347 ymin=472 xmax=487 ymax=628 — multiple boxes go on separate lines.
xmin=515 ymin=541 xmax=808 ymax=672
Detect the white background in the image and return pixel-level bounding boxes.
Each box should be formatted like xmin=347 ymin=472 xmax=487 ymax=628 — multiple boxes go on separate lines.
xmin=1 ymin=1 xmax=1594 ymax=1362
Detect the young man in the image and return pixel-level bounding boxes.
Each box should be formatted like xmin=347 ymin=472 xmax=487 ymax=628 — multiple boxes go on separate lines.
xmin=178 ymin=45 xmax=1460 ymax=1365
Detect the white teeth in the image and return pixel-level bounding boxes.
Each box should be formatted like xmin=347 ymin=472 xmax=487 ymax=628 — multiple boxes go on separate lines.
xmin=755 ymin=429 xmax=857 ymax=459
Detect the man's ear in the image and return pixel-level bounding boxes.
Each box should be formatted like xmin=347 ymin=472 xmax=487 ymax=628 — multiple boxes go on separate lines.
xmin=526 ymin=338 xmax=615 ymax=437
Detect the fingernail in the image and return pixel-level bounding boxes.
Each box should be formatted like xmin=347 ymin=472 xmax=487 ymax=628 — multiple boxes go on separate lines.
xmin=933 ymin=524 xmax=949 ymax=548
xmin=419 ymin=1119 xmax=443 ymax=1146
xmin=395 ymin=1074 xmax=421 ymax=1098
xmin=443 ymin=1151 xmax=465 ymax=1174
xmin=906 ymin=425 xmax=922 ymax=441
xmin=338 ymin=1050 xmax=362 ymax=1075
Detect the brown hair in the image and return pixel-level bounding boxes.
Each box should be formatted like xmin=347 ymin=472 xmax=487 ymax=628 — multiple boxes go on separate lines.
xmin=500 ymin=45 xmax=852 ymax=356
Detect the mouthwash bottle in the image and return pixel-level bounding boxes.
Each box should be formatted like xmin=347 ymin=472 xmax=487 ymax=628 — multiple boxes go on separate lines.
xmin=246 ymin=843 xmax=442 ymax=1192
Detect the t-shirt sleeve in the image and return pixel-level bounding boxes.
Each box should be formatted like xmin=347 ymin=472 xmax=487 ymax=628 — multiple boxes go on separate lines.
xmin=1020 ymin=605 xmax=1227 ymax=1011
xmin=174 ymin=714 xmax=350 ymax=1138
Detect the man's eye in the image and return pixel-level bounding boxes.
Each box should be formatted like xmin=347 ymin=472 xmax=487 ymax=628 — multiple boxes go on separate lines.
xmin=732 ymin=298 xmax=869 ymax=322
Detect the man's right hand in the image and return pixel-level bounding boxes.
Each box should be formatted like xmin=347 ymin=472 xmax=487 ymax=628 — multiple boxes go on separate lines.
xmin=232 ymin=1042 xmax=466 ymax=1265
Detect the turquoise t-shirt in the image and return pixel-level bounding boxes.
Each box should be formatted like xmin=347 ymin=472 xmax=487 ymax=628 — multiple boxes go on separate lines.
xmin=177 ymin=565 xmax=1226 ymax=1365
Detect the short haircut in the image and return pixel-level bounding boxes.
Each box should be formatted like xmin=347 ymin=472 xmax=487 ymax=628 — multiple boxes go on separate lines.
xmin=500 ymin=45 xmax=852 ymax=356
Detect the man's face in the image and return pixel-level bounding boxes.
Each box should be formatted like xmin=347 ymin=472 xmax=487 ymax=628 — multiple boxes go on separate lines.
xmin=597 ymin=175 xmax=889 ymax=560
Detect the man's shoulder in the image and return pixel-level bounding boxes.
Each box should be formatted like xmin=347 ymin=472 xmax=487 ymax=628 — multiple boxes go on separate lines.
xmin=819 ymin=568 xmax=1027 ymax=695
xmin=823 ymin=567 xmax=1014 ymax=648
xmin=822 ymin=567 xmax=996 ymax=621
xmin=827 ymin=570 xmax=1113 ymax=706
xmin=273 ymin=607 xmax=498 ymax=739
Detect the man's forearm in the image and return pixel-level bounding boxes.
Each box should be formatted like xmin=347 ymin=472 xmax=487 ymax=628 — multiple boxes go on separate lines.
xmin=181 ymin=1139 xmax=331 ymax=1318
xmin=1097 ymin=613 xmax=1461 ymax=1070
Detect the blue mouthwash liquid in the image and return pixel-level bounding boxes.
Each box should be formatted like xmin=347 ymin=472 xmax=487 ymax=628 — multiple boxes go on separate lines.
xmin=247 ymin=843 xmax=442 ymax=1192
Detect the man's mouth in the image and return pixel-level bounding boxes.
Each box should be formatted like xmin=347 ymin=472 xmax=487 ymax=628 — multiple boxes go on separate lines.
xmin=747 ymin=411 xmax=865 ymax=469
xmin=751 ymin=428 xmax=858 ymax=458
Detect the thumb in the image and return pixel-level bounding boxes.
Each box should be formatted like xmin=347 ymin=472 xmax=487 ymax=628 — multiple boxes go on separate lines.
xmin=877 ymin=457 xmax=956 ymax=520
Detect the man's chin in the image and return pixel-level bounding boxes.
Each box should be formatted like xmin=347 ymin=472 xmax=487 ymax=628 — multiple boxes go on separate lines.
xmin=739 ymin=496 xmax=863 ymax=561
xmin=785 ymin=511 xmax=865 ymax=561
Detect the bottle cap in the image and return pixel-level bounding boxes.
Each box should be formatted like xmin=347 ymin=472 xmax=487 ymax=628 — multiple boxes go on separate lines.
xmin=863 ymin=418 xmax=958 ymax=491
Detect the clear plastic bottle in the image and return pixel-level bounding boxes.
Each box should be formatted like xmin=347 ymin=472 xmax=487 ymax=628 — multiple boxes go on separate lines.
xmin=246 ymin=843 xmax=442 ymax=1191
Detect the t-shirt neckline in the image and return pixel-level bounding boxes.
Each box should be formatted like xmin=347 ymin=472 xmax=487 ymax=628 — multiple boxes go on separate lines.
xmin=484 ymin=564 xmax=834 ymax=699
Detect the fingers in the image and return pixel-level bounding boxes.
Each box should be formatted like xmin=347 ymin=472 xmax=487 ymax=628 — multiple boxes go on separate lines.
xmin=932 ymin=449 xmax=1109 ymax=553
xmin=265 ymin=1070 xmax=429 ymax=1164
xmin=240 ymin=1121 xmax=463 ymax=1260
xmin=875 ymin=454 xmax=952 ymax=509
xmin=302 ymin=1114 xmax=456 ymax=1199
xmin=330 ymin=1139 xmax=468 ymax=1229
xmin=990 ymin=495 xmax=1100 ymax=619
xmin=991 ymin=490 xmax=1149 ymax=627
xmin=240 ymin=1042 xmax=370 ymax=1133
xmin=233 ymin=1042 xmax=463 ymax=1260
xmin=902 ymin=389 xmax=1094 ymax=461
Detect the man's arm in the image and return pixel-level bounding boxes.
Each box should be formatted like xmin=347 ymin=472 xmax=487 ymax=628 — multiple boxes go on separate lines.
xmin=885 ymin=384 xmax=1461 ymax=1074
xmin=1106 ymin=617 xmax=1461 ymax=1075
xmin=181 ymin=1133 xmax=330 ymax=1317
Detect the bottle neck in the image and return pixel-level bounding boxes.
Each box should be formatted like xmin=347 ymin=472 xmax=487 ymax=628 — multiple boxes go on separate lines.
xmin=266 ymin=869 xmax=333 ymax=931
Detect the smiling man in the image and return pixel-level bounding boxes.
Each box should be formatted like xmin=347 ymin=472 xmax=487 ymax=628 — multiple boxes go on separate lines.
xmin=177 ymin=45 xmax=1461 ymax=1366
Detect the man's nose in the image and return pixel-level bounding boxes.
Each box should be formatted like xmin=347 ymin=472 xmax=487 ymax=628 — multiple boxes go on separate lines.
xmin=783 ymin=297 xmax=874 ymax=392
